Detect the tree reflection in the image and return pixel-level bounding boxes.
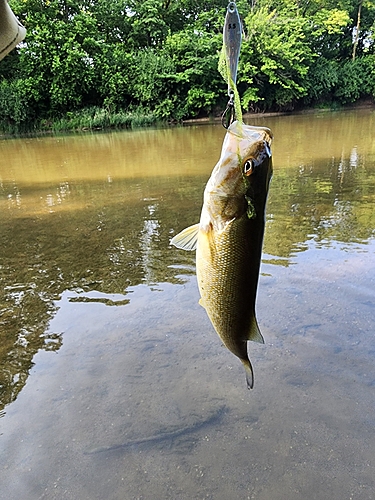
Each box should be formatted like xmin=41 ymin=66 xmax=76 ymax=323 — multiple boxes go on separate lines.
xmin=0 ymin=175 xmax=199 ymax=413
xmin=264 ymin=146 xmax=375 ymax=258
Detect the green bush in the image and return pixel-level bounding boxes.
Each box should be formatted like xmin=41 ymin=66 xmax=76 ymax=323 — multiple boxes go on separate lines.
xmin=0 ymin=80 xmax=33 ymax=133
xmin=51 ymin=106 xmax=158 ymax=132
xmin=305 ymin=58 xmax=339 ymax=105
xmin=334 ymin=56 xmax=375 ymax=104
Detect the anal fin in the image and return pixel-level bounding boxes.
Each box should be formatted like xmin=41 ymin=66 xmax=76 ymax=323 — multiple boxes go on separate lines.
xmin=247 ymin=315 xmax=265 ymax=344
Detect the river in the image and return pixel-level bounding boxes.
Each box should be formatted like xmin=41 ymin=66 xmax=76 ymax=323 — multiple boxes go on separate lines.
xmin=0 ymin=109 xmax=375 ymax=499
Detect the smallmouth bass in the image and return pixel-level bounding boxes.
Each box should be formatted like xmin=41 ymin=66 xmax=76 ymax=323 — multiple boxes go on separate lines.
xmin=171 ymin=121 xmax=273 ymax=389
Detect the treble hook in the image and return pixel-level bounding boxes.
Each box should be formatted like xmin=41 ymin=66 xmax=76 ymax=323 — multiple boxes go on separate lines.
xmin=221 ymin=90 xmax=235 ymax=129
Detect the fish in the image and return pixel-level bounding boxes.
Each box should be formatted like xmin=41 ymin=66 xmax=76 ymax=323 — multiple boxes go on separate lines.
xmin=171 ymin=120 xmax=273 ymax=389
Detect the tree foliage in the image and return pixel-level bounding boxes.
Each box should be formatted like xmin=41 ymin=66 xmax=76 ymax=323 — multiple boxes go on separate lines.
xmin=1 ymin=0 xmax=374 ymax=132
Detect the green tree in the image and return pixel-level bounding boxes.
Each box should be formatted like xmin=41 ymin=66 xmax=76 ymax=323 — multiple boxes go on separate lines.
xmin=240 ymin=6 xmax=316 ymax=110
xmin=162 ymin=25 xmax=223 ymax=119
xmin=1 ymin=0 xmax=374 ymax=133
xmin=6 ymin=1 xmax=103 ymax=119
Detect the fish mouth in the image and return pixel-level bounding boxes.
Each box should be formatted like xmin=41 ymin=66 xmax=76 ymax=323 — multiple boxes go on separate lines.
xmin=223 ymin=121 xmax=273 ymax=170
xmin=228 ymin=120 xmax=273 ymax=146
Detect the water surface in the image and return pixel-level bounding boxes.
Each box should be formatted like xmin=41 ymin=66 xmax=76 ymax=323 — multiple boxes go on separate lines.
xmin=1 ymin=109 xmax=375 ymax=499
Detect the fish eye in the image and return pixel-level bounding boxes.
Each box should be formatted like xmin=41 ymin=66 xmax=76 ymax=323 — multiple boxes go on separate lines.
xmin=244 ymin=159 xmax=253 ymax=176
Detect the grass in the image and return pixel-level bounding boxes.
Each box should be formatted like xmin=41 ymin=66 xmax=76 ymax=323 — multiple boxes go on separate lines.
xmin=0 ymin=106 xmax=162 ymax=136
xmin=48 ymin=106 xmax=159 ymax=132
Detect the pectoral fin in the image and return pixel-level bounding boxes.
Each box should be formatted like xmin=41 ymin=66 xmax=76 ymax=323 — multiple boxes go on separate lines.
xmin=170 ymin=224 xmax=199 ymax=251
xmin=247 ymin=315 xmax=265 ymax=344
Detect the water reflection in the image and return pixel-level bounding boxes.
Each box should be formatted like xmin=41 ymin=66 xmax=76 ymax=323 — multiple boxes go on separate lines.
xmin=0 ymin=109 xmax=375 ymax=414
xmin=0 ymin=175 xmax=201 ymax=412
xmin=265 ymin=154 xmax=375 ymax=258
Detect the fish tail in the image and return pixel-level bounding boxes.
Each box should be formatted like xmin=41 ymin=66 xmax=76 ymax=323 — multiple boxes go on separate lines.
xmin=240 ymin=358 xmax=254 ymax=390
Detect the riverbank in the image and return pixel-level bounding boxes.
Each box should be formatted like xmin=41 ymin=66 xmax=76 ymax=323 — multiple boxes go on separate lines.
xmin=0 ymin=106 xmax=159 ymax=138
xmin=183 ymin=99 xmax=375 ymax=125
xmin=1 ymin=100 xmax=374 ymax=138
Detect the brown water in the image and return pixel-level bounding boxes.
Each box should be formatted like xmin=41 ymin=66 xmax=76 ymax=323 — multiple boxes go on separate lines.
xmin=0 ymin=109 xmax=375 ymax=500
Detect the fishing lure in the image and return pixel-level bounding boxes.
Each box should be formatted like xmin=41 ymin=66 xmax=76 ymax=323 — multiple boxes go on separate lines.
xmin=220 ymin=2 xmax=242 ymax=128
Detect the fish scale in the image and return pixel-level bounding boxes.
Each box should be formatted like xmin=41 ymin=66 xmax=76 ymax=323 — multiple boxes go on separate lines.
xmin=198 ymin=211 xmax=262 ymax=383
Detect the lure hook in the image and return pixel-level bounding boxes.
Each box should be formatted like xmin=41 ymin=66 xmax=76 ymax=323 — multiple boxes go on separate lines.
xmin=221 ymin=91 xmax=235 ymax=129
